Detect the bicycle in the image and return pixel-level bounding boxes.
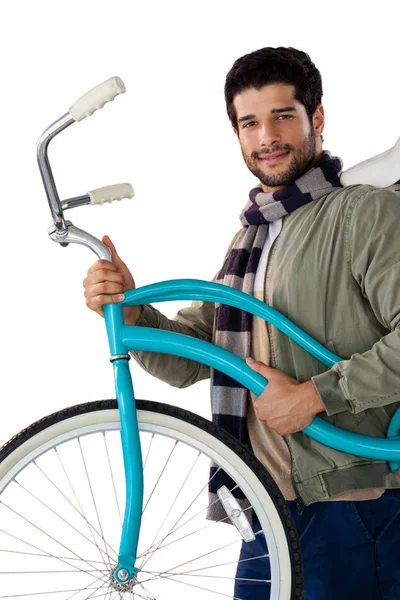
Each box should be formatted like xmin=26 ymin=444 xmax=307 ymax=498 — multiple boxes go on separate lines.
xmin=1 ymin=76 xmax=400 ymax=600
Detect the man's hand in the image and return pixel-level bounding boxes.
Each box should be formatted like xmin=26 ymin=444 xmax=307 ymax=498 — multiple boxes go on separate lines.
xmin=83 ymin=235 xmax=142 ymax=324
xmin=246 ymin=357 xmax=325 ymax=435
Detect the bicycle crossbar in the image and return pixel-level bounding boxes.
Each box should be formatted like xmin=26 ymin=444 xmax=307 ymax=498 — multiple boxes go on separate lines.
xmin=118 ymin=279 xmax=400 ymax=466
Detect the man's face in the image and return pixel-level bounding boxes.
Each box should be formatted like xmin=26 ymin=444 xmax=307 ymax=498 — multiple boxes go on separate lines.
xmin=233 ymin=83 xmax=323 ymax=192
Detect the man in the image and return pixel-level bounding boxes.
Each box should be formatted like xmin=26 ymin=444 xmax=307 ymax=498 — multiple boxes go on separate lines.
xmin=83 ymin=47 xmax=400 ymax=599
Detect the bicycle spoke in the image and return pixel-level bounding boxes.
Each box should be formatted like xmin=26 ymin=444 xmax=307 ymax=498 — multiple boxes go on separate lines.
xmin=142 ymin=433 xmax=154 ymax=472
xmin=0 ymin=569 xmax=107 ymax=574
xmin=81 ymin=593 xmax=109 ymax=600
xmin=136 ymin=582 xmax=156 ymax=600
xmin=139 ymin=536 xmax=244 ymax=587
xmin=153 ymin=465 xmax=223 ymax=541
xmin=134 ymin=591 xmax=148 ymax=600
xmin=12 ymin=479 xmax=116 ymax=565
xmin=138 ymin=482 xmax=239 ymax=562
xmin=75 ymin=585 xmax=110 ymax=600
xmin=0 ymin=546 xmax=106 ymax=564
xmin=54 ymin=448 xmax=117 ymax=569
xmin=0 ymin=502 xmax=107 ymax=579
xmin=63 ymin=572 xmax=110 ymax=600
xmin=35 ymin=457 xmax=118 ymax=561
xmin=145 ymin=528 xmax=267 ymax=585
xmin=103 ymin=433 xmax=123 ymax=528
xmin=149 ymin=570 xmax=271 ymax=582
xmin=143 ymin=572 xmax=244 ymax=599
xmin=0 ymin=585 xmax=107 ymax=598
xmin=140 ymin=503 xmax=253 ymax=564
xmin=78 ymin=438 xmax=113 ymax=570
xmin=142 ymin=441 xmax=178 ymax=517
xmin=137 ymin=468 xmax=225 ymax=559
xmin=80 ymin=578 xmax=111 ymax=600
xmin=138 ymin=450 xmax=201 ymax=570
xmin=0 ymin=531 xmax=107 ymax=583
xmin=166 ymin=551 xmax=269 ymax=576
xmin=111 ymin=589 xmax=123 ymax=600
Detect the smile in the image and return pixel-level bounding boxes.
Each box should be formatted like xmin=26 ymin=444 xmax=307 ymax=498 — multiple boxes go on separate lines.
xmin=258 ymin=151 xmax=289 ymax=165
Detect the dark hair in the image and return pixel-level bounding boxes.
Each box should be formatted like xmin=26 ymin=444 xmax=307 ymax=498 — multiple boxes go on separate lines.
xmin=224 ymin=46 xmax=323 ymax=129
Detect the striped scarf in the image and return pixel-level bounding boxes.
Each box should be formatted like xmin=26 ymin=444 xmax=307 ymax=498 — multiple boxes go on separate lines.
xmin=208 ymin=151 xmax=343 ymax=520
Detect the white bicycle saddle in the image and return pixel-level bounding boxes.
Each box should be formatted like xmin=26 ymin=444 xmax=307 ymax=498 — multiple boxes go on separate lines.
xmin=340 ymin=136 xmax=400 ymax=189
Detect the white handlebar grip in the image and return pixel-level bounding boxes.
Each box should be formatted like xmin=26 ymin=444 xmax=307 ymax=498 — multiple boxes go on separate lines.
xmin=88 ymin=183 xmax=134 ymax=206
xmin=69 ymin=77 xmax=126 ymax=122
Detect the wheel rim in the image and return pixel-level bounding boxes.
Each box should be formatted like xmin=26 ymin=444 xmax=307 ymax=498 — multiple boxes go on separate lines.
xmin=0 ymin=408 xmax=293 ymax=599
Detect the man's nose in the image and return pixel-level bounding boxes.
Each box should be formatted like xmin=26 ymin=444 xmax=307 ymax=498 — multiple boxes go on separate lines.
xmin=259 ymin=123 xmax=281 ymax=147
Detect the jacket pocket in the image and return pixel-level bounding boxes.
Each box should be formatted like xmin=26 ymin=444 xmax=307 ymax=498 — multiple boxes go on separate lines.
xmin=332 ymin=409 xmax=367 ymax=431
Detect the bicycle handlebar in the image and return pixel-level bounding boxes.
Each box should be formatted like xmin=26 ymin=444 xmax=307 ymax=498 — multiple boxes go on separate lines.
xmin=69 ymin=76 xmax=126 ymax=122
xmin=38 ymin=76 xmax=133 ymax=258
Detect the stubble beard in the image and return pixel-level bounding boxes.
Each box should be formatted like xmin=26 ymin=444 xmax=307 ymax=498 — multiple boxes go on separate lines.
xmin=243 ymin=130 xmax=317 ymax=189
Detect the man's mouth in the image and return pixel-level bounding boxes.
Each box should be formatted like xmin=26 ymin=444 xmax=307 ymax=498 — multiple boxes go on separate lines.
xmin=258 ymin=151 xmax=289 ymax=164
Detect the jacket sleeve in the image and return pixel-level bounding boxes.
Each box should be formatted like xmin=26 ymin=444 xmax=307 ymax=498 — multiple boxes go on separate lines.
xmin=312 ymin=187 xmax=400 ymax=415
xmin=129 ymin=229 xmax=242 ymax=388
xmin=129 ymin=299 xmax=215 ymax=388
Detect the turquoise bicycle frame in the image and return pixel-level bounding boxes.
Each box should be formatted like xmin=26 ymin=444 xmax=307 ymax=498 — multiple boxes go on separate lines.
xmin=103 ymin=278 xmax=400 ymax=582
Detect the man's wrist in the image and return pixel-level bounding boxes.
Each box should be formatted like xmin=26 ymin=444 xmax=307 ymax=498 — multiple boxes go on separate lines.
xmin=301 ymin=380 xmax=325 ymax=415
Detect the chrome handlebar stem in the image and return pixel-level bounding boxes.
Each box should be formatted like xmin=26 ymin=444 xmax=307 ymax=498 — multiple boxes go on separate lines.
xmin=37 ymin=113 xmax=75 ymax=233
xmin=37 ymin=112 xmax=111 ymax=260
xmin=48 ymin=222 xmax=112 ymax=260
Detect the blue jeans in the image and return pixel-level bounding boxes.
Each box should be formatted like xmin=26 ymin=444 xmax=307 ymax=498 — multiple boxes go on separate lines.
xmin=234 ymin=489 xmax=400 ymax=599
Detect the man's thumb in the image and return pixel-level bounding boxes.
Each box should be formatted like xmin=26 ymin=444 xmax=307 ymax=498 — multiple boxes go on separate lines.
xmin=246 ymin=357 xmax=273 ymax=377
xmin=103 ymin=235 xmax=120 ymax=262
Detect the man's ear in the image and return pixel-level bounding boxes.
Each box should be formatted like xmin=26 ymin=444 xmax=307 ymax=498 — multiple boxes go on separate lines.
xmin=233 ymin=126 xmax=239 ymax=138
xmin=313 ymin=104 xmax=325 ymax=137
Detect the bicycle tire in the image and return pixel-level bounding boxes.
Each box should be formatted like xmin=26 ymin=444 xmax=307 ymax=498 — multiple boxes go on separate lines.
xmin=0 ymin=399 xmax=303 ymax=599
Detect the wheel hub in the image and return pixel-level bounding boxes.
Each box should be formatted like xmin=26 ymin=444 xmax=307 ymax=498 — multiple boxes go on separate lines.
xmin=110 ymin=567 xmax=138 ymax=593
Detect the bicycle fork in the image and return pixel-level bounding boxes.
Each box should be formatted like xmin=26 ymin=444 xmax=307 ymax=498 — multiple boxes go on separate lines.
xmin=104 ymin=304 xmax=144 ymax=586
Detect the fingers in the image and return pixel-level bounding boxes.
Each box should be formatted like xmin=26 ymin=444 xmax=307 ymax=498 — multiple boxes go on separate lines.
xmin=84 ymin=281 xmax=125 ymax=299
xmin=83 ymin=259 xmax=126 ymax=316
xmin=87 ymin=258 xmax=118 ymax=276
xmin=85 ymin=265 xmax=125 ymax=285
xmin=85 ymin=292 xmax=125 ymax=313
xmin=83 ymin=275 xmax=125 ymax=314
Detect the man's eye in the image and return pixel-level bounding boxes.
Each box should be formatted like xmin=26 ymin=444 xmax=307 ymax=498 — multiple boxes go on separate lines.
xmin=277 ymin=115 xmax=293 ymax=120
xmin=244 ymin=121 xmax=256 ymax=128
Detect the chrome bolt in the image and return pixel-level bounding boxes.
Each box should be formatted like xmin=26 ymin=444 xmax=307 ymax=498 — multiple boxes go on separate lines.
xmin=118 ymin=569 xmax=129 ymax=582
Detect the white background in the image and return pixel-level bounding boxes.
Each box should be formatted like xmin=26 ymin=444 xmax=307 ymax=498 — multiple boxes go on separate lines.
xmin=0 ymin=0 xmax=399 ymax=445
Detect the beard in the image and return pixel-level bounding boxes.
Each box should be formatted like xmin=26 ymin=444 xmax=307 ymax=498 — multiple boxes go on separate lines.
xmin=242 ymin=129 xmax=316 ymax=188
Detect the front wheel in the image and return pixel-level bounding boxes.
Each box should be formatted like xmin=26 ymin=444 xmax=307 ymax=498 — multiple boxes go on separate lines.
xmin=0 ymin=399 xmax=303 ymax=599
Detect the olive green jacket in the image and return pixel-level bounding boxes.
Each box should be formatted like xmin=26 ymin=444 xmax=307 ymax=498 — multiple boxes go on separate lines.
xmin=132 ymin=184 xmax=400 ymax=505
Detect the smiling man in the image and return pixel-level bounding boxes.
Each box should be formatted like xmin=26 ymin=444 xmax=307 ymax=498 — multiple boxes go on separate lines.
xmin=84 ymin=47 xmax=400 ymax=599
xmin=235 ymin=84 xmax=323 ymax=191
